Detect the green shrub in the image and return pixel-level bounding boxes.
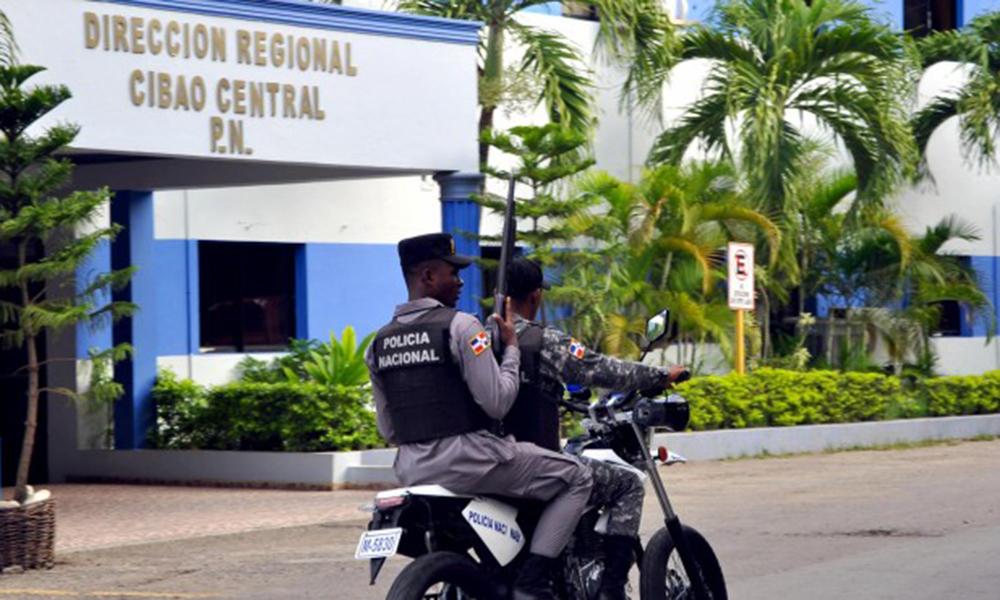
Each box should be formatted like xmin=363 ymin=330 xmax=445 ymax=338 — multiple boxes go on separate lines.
xmin=150 ymin=370 xmax=208 ymax=449
xmin=282 ymin=328 xmax=375 ymax=387
xmin=921 ymin=371 xmax=1000 ymax=417
xmin=678 ymin=368 xmax=909 ymax=431
xmin=150 ymin=371 xmax=381 ymax=452
xmin=237 ymin=329 xmax=374 ymax=387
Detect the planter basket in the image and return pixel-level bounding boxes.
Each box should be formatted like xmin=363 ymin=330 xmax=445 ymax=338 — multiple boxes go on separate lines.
xmin=0 ymin=498 xmax=55 ymax=573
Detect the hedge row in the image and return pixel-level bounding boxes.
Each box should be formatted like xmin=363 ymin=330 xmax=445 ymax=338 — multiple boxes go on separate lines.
xmin=150 ymin=370 xmax=381 ymax=452
xmin=677 ymin=368 xmax=1000 ymax=431
xmin=151 ymin=368 xmax=1000 ymax=452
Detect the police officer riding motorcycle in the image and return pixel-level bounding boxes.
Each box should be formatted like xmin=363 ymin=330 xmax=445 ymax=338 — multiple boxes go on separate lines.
xmin=503 ymin=257 xmax=689 ymax=600
xmin=361 ymin=240 xmax=726 ymax=600
xmin=365 ymin=234 xmax=594 ymax=600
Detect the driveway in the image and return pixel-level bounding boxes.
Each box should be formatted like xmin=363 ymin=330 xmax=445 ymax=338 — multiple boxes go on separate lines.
xmin=1 ymin=438 xmax=998 ymax=598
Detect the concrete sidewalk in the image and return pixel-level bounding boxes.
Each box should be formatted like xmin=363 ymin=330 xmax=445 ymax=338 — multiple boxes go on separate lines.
xmin=2 ymin=484 xmax=375 ymax=553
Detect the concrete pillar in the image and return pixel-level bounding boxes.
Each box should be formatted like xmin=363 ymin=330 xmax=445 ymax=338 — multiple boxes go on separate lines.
xmin=436 ymin=172 xmax=484 ymax=316
xmin=110 ymin=191 xmax=157 ymax=449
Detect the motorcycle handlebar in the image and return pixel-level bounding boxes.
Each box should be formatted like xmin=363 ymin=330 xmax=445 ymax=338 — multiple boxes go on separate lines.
xmin=559 ymin=399 xmax=591 ymax=415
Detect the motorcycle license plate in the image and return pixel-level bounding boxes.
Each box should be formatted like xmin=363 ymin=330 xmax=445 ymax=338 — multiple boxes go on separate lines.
xmin=354 ymin=528 xmax=403 ymax=560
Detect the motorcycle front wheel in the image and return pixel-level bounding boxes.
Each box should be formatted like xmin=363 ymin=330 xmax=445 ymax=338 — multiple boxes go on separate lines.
xmin=639 ymin=525 xmax=727 ymax=600
xmin=386 ymin=551 xmax=493 ymax=600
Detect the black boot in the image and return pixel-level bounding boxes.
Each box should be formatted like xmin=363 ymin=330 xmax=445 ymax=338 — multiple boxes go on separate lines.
xmin=597 ymin=535 xmax=637 ymax=600
xmin=513 ymin=553 xmax=557 ymax=600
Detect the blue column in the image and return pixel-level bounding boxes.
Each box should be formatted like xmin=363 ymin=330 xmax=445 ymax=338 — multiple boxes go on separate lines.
xmin=76 ymin=239 xmax=114 ymax=359
xmin=436 ymin=172 xmax=485 ymax=316
xmin=110 ymin=191 xmax=157 ymax=450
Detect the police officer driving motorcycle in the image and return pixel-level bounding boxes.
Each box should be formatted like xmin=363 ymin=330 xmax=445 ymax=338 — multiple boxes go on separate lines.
xmin=366 ymin=234 xmax=594 ymax=600
xmin=503 ymin=257 xmax=688 ymax=600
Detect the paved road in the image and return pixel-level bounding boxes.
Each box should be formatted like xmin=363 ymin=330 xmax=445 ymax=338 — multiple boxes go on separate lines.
xmin=1 ymin=439 xmax=998 ymax=599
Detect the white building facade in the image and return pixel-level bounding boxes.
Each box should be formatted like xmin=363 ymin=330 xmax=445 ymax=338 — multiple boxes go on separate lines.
xmin=0 ymin=0 xmax=998 ymax=484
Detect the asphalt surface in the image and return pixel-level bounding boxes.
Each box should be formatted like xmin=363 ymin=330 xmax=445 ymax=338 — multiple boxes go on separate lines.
xmin=1 ymin=439 xmax=998 ymax=599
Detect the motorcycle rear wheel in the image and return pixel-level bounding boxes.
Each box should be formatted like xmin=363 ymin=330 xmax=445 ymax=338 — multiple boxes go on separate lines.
xmin=386 ymin=551 xmax=493 ymax=600
xmin=639 ymin=525 xmax=727 ymax=600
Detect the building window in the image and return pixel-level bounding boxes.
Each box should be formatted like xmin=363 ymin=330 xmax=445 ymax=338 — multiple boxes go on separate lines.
xmin=929 ymin=300 xmax=963 ymax=337
xmin=199 ymin=241 xmax=296 ymax=352
xmin=928 ymin=255 xmax=972 ymax=337
xmin=904 ymin=0 xmax=957 ymax=38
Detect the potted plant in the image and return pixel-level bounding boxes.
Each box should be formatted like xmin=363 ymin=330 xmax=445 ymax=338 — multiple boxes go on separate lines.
xmin=0 ymin=12 xmax=134 ymax=573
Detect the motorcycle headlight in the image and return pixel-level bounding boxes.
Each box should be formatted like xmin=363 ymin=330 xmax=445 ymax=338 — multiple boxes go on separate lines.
xmin=632 ymin=393 xmax=690 ymax=431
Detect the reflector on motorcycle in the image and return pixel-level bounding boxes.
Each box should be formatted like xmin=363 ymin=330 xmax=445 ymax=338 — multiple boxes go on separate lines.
xmin=658 ymin=446 xmax=670 ymax=462
xmin=376 ymin=495 xmax=406 ymax=510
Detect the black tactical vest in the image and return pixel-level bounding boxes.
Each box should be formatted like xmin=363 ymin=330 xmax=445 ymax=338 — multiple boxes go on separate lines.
xmin=503 ymin=323 xmax=564 ymax=452
xmin=372 ymin=306 xmax=492 ymax=444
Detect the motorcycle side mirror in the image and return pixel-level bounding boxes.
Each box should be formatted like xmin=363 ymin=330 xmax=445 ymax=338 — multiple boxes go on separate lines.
xmin=645 ymin=309 xmax=671 ymax=346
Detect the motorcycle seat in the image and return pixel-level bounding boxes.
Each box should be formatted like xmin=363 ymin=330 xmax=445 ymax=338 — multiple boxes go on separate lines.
xmin=376 ymin=484 xmax=474 ymax=500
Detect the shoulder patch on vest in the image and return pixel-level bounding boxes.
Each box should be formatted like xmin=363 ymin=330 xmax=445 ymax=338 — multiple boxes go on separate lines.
xmin=568 ymin=339 xmax=586 ymax=359
xmin=470 ymin=330 xmax=491 ymax=356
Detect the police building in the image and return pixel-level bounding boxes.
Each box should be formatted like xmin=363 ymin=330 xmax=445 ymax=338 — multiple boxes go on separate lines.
xmin=2 ymin=0 xmax=1000 ymax=487
xmin=0 ymin=0 xmax=485 ymax=487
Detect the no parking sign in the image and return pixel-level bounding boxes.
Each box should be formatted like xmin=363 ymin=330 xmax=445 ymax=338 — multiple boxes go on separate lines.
xmin=727 ymin=243 xmax=755 ymax=311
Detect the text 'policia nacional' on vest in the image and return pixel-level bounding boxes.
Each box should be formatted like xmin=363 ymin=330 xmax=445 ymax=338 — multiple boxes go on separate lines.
xmin=81 ymin=10 xmax=359 ymax=156
xmin=377 ymin=331 xmax=442 ymax=370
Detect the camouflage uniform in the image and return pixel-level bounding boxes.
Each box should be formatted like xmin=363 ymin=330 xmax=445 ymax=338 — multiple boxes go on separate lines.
xmin=513 ymin=316 xmax=669 ymax=537
xmin=522 ymin=321 xmax=669 ymax=393
xmin=580 ymin=456 xmax=645 ymax=537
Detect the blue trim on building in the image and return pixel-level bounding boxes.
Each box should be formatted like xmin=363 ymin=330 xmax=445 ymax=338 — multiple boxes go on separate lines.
xmin=294 ymin=245 xmax=310 ymax=340
xmin=960 ymin=0 xmax=995 ymax=26
xmin=967 ymin=255 xmax=997 ymax=337
xmin=856 ymin=0 xmax=903 ymax=30
xmin=297 ymin=243 xmax=405 ymax=339
xmin=437 ymin=172 xmax=484 ymax=316
xmin=110 ymin=191 xmax=158 ymax=450
xmin=521 ymin=3 xmax=563 ymax=15
xmin=185 ymin=240 xmax=200 ymax=354
xmin=96 ymin=0 xmax=482 ymax=46
xmin=153 ymin=240 xmax=201 ymax=356
xmin=76 ymin=240 xmax=114 ymax=359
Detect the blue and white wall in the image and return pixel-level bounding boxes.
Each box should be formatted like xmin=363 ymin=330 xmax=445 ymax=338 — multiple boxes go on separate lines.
xmin=150 ymin=178 xmax=438 ymax=385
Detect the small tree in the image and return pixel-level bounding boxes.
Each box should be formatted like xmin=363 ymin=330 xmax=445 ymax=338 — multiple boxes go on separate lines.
xmin=0 ymin=51 xmax=135 ymax=502
xmin=476 ymin=124 xmax=597 ymax=316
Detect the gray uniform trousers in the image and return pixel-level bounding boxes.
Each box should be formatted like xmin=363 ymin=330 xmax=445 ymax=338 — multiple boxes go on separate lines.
xmin=396 ymin=431 xmax=593 ymax=558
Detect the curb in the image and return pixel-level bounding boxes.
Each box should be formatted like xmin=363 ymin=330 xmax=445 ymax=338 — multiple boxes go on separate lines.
xmin=651 ymin=414 xmax=1000 ymax=460
xmin=58 ymin=414 xmax=1000 ymax=488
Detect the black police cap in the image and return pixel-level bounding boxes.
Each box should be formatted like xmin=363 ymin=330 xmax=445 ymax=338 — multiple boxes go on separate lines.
xmin=398 ymin=233 xmax=474 ymax=269
xmin=508 ymin=257 xmax=551 ymax=299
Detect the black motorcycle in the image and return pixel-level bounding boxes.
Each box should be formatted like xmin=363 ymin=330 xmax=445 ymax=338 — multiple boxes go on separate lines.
xmin=355 ymin=310 xmax=727 ymax=600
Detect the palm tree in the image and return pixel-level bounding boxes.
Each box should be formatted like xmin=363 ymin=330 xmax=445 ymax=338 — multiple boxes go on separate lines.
xmin=396 ymin=0 xmax=675 ymax=166
xmin=0 ymin=8 xmax=15 ymax=68
xmin=642 ymin=0 xmax=915 ymax=216
xmin=553 ymin=162 xmax=778 ymax=364
xmin=912 ymin=12 xmax=1000 ymax=177
xmin=802 ymin=187 xmax=993 ymax=371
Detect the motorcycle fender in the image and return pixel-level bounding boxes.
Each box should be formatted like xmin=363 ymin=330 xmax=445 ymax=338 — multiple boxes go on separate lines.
xmin=581 ymin=448 xmax=648 ymax=481
xmin=368 ymin=505 xmax=405 ymax=585
xmin=461 ymin=497 xmax=525 ymax=567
